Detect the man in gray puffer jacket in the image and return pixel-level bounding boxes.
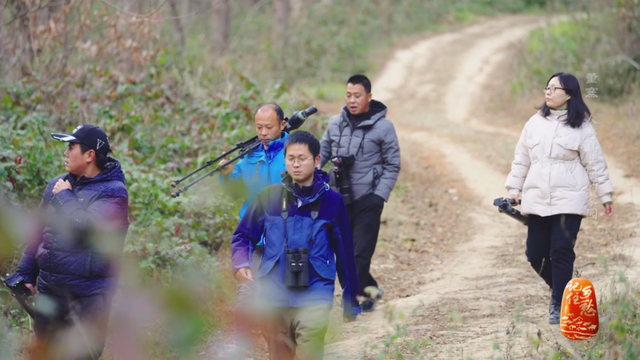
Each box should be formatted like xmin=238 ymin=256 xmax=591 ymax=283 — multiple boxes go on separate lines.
xmin=319 ymin=74 xmax=401 ymax=312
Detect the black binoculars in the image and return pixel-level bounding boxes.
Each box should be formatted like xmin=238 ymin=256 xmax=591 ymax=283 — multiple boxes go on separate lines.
xmin=330 ymin=154 xmax=356 ymax=205
xmin=285 ymin=248 xmax=310 ymax=288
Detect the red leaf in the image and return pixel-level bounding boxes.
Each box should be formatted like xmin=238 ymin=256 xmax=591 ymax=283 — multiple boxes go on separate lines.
xmin=14 ymin=155 xmax=22 ymax=165
xmin=175 ymin=224 xmax=181 ymax=237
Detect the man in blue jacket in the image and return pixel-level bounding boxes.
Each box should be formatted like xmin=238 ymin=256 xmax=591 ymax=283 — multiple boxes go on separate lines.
xmin=219 ymin=103 xmax=288 ymax=358
xmin=231 ymin=131 xmax=360 ymax=360
xmin=219 ymin=103 xmax=289 ymax=219
xmin=13 ymin=124 xmax=129 ymax=359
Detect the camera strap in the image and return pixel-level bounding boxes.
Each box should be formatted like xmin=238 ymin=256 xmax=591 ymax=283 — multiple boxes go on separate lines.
xmin=281 ymin=186 xmax=321 ymax=250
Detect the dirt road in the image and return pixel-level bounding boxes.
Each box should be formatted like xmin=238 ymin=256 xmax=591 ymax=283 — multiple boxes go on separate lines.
xmin=324 ymin=15 xmax=640 ymax=359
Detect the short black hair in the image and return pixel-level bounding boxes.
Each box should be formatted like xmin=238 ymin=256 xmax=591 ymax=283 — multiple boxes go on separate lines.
xmin=284 ymin=131 xmax=320 ymax=158
xmin=347 ymin=74 xmax=372 ymax=94
xmin=254 ymin=103 xmax=284 ymax=122
xmin=79 ymin=143 xmax=108 ymax=170
xmin=539 ymin=72 xmax=591 ymax=128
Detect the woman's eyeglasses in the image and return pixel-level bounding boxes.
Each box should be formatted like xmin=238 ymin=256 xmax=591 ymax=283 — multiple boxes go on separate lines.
xmin=544 ymin=86 xmax=565 ymax=94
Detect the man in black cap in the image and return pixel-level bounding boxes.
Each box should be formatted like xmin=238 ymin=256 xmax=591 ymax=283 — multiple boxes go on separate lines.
xmin=11 ymin=124 xmax=129 ymax=359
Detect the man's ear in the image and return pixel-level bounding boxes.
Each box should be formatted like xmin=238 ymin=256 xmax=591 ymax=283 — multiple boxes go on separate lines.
xmin=314 ymin=154 xmax=321 ymax=168
xmin=367 ymin=92 xmax=372 ymax=102
xmin=280 ymin=120 xmax=287 ymax=131
xmin=85 ymin=149 xmax=96 ymax=164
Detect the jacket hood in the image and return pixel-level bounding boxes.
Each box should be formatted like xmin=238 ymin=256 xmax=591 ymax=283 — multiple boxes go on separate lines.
xmin=340 ymin=100 xmax=388 ymax=127
xmin=283 ymin=168 xmax=330 ymax=204
xmin=68 ymin=157 xmax=126 ymax=187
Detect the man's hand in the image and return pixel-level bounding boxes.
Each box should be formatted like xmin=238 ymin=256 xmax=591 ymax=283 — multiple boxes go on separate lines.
xmin=234 ymin=268 xmax=253 ymax=282
xmin=25 ymin=283 xmax=36 ymax=295
xmin=219 ymin=158 xmax=234 ymax=176
xmin=52 ymin=179 xmax=72 ymax=195
xmin=604 ymin=203 xmax=614 ymax=217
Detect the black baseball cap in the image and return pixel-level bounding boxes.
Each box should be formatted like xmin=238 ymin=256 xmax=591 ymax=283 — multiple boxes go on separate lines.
xmin=51 ymin=125 xmax=111 ymax=156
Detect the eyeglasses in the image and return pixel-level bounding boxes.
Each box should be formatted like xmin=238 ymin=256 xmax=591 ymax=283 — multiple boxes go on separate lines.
xmin=544 ymin=86 xmax=565 ymax=94
xmin=286 ymin=157 xmax=312 ymax=165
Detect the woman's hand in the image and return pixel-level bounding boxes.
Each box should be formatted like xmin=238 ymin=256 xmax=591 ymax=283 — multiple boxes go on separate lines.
xmin=603 ymin=203 xmax=613 ymax=217
xmin=508 ymin=194 xmax=520 ymax=206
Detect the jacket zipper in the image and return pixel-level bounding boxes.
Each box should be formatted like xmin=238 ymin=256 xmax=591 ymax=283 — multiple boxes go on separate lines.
xmin=547 ymin=121 xmax=561 ymax=207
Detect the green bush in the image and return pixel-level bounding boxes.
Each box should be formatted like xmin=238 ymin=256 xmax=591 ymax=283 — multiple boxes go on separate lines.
xmin=513 ymin=0 xmax=640 ymax=99
xmin=576 ymin=274 xmax=640 ymax=359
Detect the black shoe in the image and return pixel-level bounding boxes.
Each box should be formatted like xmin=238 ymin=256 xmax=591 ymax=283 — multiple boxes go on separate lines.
xmin=361 ymin=287 xmax=384 ymax=313
xmin=549 ymin=298 xmax=561 ymax=324
xmin=364 ymin=286 xmax=384 ymax=301
xmin=361 ymin=299 xmax=376 ymax=312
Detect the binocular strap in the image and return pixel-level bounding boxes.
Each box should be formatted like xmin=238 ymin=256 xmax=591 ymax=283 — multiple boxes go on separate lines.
xmin=281 ymin=187 xmax=321 ymax=250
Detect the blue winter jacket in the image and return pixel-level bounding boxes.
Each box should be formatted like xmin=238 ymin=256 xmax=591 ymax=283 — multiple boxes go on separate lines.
xmin=15 ymin=158 xmax=129 ymax=297
xmin=219 ymin=132 xmax=289 ymax=220
xmin=231 ymin=168 xmax=361 ymax=316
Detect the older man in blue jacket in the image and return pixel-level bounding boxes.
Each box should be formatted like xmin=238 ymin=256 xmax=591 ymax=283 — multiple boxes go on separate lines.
xmin=232 ymin=131 xmax=360 ymax=360
xmin=219 ymin=103 xmax=289 ymax=358
xmin=14 ymin=124 xmax=129 ymax=359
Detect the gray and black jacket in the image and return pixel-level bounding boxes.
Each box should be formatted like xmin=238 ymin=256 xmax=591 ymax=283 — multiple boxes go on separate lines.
xmin=319 ymin=100 xmax=401 ymax=202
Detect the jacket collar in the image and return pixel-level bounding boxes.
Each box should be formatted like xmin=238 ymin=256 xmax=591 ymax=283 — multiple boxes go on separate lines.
xmin=247 ymin=132 xmax=289 ymax=161
xmin=282 ymin=168 xmax=330 ymax=206
xmin=67 ymin=157 xmax=126 ymax=187
xmin=546 ymin=109 xmax=568 ymax=121
xmin=340 ymin=100 xmax=388 ymax=128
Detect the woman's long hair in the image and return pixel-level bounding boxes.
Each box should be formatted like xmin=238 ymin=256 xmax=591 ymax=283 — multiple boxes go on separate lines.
xmin=539 ymin=72 xmax=591 ymax=128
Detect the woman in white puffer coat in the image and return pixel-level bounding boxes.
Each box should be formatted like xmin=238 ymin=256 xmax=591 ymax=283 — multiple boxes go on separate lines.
xmin=505 ymin=72 xmax=614 ymax=325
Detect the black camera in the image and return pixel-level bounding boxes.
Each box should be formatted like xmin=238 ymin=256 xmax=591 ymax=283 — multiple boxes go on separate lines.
xmin=4 ymin=272 xmax=32 ymax=299
xmin=3 ymin=272 xmax=36 ymax=318
xmin=330 ymin=154 xmax=356 ymax=205
xmin=285 ymin=248 xmax=310 ymax=288
xmin=493 ymin=197 xmax=528 ymax=226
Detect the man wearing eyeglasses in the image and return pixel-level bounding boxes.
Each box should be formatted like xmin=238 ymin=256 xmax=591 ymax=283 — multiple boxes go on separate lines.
xmin=231 ymin=131 xmax=360 ymax=360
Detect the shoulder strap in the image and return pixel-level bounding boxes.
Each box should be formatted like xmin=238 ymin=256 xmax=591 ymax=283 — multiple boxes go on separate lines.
xmin=307 ymin=194 xmax=322 ymax=245
xmin=281 ymin=186 xmax=289 ymax=249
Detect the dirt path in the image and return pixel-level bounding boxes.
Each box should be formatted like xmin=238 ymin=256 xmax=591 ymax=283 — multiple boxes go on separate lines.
xmin=325 ymin=14 xmax=640 ymax=359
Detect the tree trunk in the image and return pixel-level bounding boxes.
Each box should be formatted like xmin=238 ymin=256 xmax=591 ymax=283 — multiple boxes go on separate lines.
xmin=168 ymin=0 xmax=186 ymax=52
xmin=213 ymin=0 xmax=230 ymax=55
xmin=290 ymin=0 xmax=304 ymax=26
xmin=182 ymin=0 xmax=189 ymax=19
xmin=273 ymin=0 xmax=289 ymax=49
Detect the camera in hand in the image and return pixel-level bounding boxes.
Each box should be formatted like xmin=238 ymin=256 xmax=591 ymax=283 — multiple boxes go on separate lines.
xmin=330 ymin=154 xmax=356 ymax=205
xmin=493 ymin=197 xmax=528 ymax=226
xmin=285 ymin=248 xmax=310 ymax=288
xmin=4 ymin=272 xmax=32 ymax=299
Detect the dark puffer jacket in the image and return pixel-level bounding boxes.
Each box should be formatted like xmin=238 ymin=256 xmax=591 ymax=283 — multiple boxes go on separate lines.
xmin=16 ymin=158 xmax=129 ymax=296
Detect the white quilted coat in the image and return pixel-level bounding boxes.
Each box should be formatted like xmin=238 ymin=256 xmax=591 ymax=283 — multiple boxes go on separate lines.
xmin=505 ymin=109 xmax=614 ymax=217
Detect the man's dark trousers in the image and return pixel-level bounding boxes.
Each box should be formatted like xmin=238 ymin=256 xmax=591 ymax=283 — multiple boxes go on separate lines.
xmin=346 ymin=193 xmax=385 ymax=297
xmin=34 ymin=293 xmax=112 ymax=360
